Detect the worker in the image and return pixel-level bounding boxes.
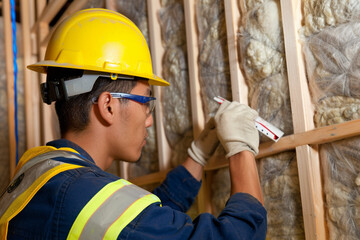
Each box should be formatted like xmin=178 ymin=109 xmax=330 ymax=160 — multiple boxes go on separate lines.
xmin=0 ymin=8 xmax=266 ymax=239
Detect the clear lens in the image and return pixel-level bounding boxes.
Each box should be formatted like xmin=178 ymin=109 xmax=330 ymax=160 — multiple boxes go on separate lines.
xmin=148 ymin=99 xmax=156 ymax=116
xmin=144 ymin=99 xmax=156 ymax=116
xmin=94 ymin=93 xmax=156 ymax=117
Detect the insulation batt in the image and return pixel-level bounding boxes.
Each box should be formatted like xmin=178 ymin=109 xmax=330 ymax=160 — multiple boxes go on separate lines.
xmin=159 ymin=0 xmax=193 ymax=167
xmin=303 ymin=1 xmax=360 ymax=238
xmin=196 ymin=0 xmax=232 ymax=217
xmin=83 ymin=0 xmax=104 ymax=9
xmin=238 ymin=0 xmax=304 ymax=238
xmin=303 ymin=0 xmax=360 ymax=36
xmin=196 ymin=0 xmax=232 ymax=118
xmin=305 ymin=22 xmax=360 ymax=100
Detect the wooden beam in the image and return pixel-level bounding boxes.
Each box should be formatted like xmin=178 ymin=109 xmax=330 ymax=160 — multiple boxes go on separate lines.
xmin=206 ymin=118 xmax=360 ymax=170
xmin=184 ymin=0 xmax=205 ymax=138
xmin=105 ymin=0 xmax=117 ymax=10
xmin=129 ymin=169 xmax=170 ymax=186
xmin=224 ymin=0 xmax=248 ymax=104
xmin=130 ymin=118 xmax=360 ymax=185
xmin=20 ymin=0 xmax=41 ymax=149
xmin=34 ymin=0 xmax=61 ymax=144
xmin=280 ymin=0 xmax=326 ymax=239
xmin=41 ymin=0 xmax=89 ymax=47
xmin=119 ymin=162 xmax=129 ymax=180
xmin=184 ymin=0 xmax=211 ymax=214
xmin=2 ymin=0 xmax=16 ymax=178
xmin=147 ymin=0 xmax=172 ymax=171
xmin=31 ymin=0 xmax=67 ymax=33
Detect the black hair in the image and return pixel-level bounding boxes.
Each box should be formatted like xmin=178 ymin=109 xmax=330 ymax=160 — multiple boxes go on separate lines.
xmin=47 ymin=67 xmax=137 ymax=136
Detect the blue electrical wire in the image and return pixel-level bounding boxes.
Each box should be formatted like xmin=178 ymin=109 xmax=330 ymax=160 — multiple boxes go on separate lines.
xmin=10 ymin=0 xmax=19 ymax=164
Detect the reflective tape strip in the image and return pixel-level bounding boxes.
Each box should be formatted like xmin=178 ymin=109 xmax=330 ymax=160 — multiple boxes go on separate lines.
xmin=103 ymin=193 xmax=161 ymax=239
xmin=15 ymin=146 xmax=81 ymax=174
xmin=0 ymin=162 xmax=83 ymax=239
xmin=67 ymin=179 xmax=161 ymax=240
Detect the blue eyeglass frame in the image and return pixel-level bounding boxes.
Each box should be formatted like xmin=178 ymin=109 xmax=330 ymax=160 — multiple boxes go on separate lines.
xmin=109 ymin=93 xmax=156 ymax=104
xmin=92 ymin=93 xmax=156 ymax=104
xmin=92 ymin=92 xmax=156 ymax=115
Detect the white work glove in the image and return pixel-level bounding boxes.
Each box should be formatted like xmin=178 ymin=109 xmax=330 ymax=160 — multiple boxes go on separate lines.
xmin=187 ymin=118 xmax=219 ymax=166
xmin=214 ymin=100 xmax=259 ymax=158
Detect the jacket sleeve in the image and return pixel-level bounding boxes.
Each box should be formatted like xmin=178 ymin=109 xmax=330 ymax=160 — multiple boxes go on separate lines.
xmin=152 ymin=165 xmax=201 ymax=212
xmin=118 ymin=192 xmax=267 ymax=240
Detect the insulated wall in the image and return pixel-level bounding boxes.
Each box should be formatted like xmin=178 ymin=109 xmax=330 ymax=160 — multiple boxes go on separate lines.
xmin=8 ymin=1 xmax=360 ymax=239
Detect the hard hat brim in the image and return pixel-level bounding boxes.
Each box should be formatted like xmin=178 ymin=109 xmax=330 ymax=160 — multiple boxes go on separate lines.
xmin=27 ymin=61 xmax=170 ymax=87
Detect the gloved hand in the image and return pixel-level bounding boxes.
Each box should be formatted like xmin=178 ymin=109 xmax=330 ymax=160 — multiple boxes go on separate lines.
xmin=187 ymin=117 xmax=219 ymax=166
xmin=214 ymin=100 xmax=259 ymax=158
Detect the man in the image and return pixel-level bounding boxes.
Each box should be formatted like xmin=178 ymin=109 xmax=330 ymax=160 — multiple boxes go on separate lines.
xmin=0 ymin=8 xmax=266 ymax=239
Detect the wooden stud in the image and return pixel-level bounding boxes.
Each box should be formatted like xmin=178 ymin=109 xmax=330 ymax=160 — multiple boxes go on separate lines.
xmin=41 ymin=0 xmax=89 ymax=47
xmin=21 ymin=0 xmax=41 ymax=149
xmin=31 ymin=0 xmax=67 ymax=33
xmin=105 ymin=0 xmax=117 ymax=11
xmin=224 ymin=0 xmax=248 ymax=104
xmin=183 ymin=0 xmax=211 ymax=214
xmin=130 ymin=169 xmax=170 ymax=186
xmin=120 ymin=162 xmax=129 ymax=180
xmin=280 ymin=0 xmax=326 ymax=239
xmin=147 ymin=0 xmax=172 ymax=171
xmin=184 ymin=0 xmax=205 ymax=137
xmin=131 ymin=116 xmax=360 ymax=185
xmin=2 ymin=0 xmax=16 ymax=178
xmin=206 ymin=118 xmax=360 ymax=171
xmin=34 ymin=0 xmax=61 ymax=144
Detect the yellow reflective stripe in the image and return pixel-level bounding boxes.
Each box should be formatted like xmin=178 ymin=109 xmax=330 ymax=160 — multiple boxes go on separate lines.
xmin=15 ymin=146 xmax=80 ymax=175
xmin=103 ymin=193 xmax=161 ymax=239
xmin=0 ymin=164 xmax=83 ymax=240
xmin=67 ymin=179 xmax=131 ymax=240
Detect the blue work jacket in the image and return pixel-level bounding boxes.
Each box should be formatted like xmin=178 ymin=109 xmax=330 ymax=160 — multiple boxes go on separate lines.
xmin=8 ymin=139 xmax=267 ymax=239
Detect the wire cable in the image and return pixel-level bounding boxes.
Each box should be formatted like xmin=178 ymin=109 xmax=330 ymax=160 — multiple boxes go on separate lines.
xmin=10 ymin=0 xmax=19 ymax=164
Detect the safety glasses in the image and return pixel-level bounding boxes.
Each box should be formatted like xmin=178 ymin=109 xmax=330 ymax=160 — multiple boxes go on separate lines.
xmin=92 ymin=92 xmax=156 ymax=116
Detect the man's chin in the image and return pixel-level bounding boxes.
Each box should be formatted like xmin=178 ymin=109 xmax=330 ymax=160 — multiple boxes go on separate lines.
xmin=134 ymin=152 xmax=143 ymax=163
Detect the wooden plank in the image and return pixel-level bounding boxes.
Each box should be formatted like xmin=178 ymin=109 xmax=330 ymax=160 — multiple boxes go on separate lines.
xmin=31 ymin=0 xmax=67 ymax=33
xmin=129 ymin=169 xmax=170 ymax=186
xmin=38 ymin=21 xmax=58 ymax=144
xmin=130 ymin=117 xmax=360 ymax=185
xmin=2 ymin=0 xmax=16 ymax=178
xmin=224 ymin=0 xmax=248 ymax=104
xmin=105 ymin=0 xmax=117 ymax=10
xmin=147 ymin=0 xmax=172 ymax=171
xmin=184 ymin=0 xmax=211 ymax=214
xmin=20 ymin=0 xmax=41 ymax=149
xmin=206 ymin=118 xmax=360 ymax=171
xmin=280 ymin=0 xmax=326 ymax=239
xmin=34 ymin=0 xmax=60 ymax=144
xmin=184 ymin=0 xmax=205 ymax=138
xmin=120 ymin=162 xmax=129 ymax=180
xmin=41 ymin=0 xmax=89 ymax=47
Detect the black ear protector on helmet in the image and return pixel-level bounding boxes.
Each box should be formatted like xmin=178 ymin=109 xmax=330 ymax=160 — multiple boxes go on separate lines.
xmin=41 ymin=67 xmax=134 ymax=105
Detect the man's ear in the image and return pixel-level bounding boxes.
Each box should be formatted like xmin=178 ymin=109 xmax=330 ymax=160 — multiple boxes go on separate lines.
xmin=94 ymin=92 xmax=117 ymax=125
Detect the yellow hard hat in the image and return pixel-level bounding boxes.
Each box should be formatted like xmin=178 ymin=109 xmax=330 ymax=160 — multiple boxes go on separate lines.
xmin=28 ymin=8 xmax=169 ymax=86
